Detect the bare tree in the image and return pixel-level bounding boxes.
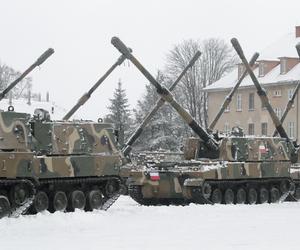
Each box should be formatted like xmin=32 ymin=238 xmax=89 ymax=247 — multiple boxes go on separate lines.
xmin=0 ymin=62 xmax=32 ymax=98
xmin=165 ymin=38 xmax=237 ymax=128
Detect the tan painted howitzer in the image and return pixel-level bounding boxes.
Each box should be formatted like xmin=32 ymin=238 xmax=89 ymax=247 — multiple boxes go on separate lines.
xmin=63 ymin=53 xmax=130 ymax=120
xmin=111 ymin=37 xmax=219 ymax=158
xmin=0 ymin=48 xmax=54 ymax=101
xmin=122 ymin=51 xmax=201 ymax=156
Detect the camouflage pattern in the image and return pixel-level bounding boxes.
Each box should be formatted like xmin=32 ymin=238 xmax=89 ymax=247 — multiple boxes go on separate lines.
xmin=126 ymin=134 xmax=293 ymax=204
xmin=0 ymin=110 xmax=122 ymax=179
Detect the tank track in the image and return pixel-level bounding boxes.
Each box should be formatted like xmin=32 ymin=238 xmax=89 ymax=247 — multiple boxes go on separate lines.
xmin=129 ymin=177 xmax=292 ymax=206
xmin=194 ymin=177 xmax=293 ymax=204
xmin=0 ymin=179 xmax=36 ymax=219
xmin=27 ymin=176 xmax=123 ymax=214
xmin=286 ymin=179 xmax=300 ymax=201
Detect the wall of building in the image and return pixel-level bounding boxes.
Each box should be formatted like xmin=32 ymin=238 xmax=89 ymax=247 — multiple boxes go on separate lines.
xmin=207 ymin=83 xmax=299 ymax=141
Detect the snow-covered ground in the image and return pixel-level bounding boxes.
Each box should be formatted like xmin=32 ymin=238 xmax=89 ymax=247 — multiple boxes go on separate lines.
xmin=1 ymin=196 xmax=300 ymax=250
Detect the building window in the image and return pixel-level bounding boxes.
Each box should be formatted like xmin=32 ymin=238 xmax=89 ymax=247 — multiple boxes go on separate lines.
xmin=273 ymin=89 xmax=282 ymax=97
xmin=261 ymin=122 xmax=268 ymax=136
xmin=224 ymin=122 xmax=230 ymax=133
xmin=248 ymin=93 xmax=255 ymax=110
xmin=236 ymin=94 xmax=242 ymax=111
xmin=280 ymin=59 xmax=287 ymax=74
xmin=258 ymin=62 xmax=265 ymax=77
xmin=288 ymin=89 xmax=294 ymax=99
xmin=261 ymin=89 xmax=268 ymax=109
xmin=248 ymin=123 xmax=255 ymax=135
xmin=274 ymin=107 xmax=282 ymax=119
xmin=224 ymin=104 xmax=230 ymax=112
xmin=288 ymin=122 xmax=295 ymax=138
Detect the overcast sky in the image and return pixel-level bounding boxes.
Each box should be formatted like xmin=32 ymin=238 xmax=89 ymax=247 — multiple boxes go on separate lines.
xmin=0 ymin=0 xmax=299 ymax=120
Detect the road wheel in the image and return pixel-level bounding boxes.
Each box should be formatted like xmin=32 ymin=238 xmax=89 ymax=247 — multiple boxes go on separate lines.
xmin=53 ymin=191 xmax=68 ymax=212
xmin=70 ymin=190 xmax=86 ymax=210
xmin=104 ymin=180 xmax=118 ymax=198
xmin=87 ymin=190 xmax=103 ymax=210
xmin=0 ymin=195 xmax=11 ymax=218
xmin=236 ymin=188 xmax=246 ymax=204
xmin=259 ymin=188 xmax=269 ymax=204
xmin=10 ymin=184 xmax=28 ymax=206
xmin=270 ymin=187 xmax=280 ymax=203
xmin=247 ymin=188 xmax=257 ymax=205
xmin=211 ymin=188 xmax=222 ymax=204
xmin=280 ymin=180 xmax=290 ymax=194
xmin=224 ymin=188 xmax=234 ymax=204
xmin=33 ymin=191 xmax=49 ymax=213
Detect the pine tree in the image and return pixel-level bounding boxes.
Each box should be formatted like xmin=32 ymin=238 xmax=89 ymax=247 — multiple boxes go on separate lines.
xmin=106 ymin=80 xmax=131 ymax=147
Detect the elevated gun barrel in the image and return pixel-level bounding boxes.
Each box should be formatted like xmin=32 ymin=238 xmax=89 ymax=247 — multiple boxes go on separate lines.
xmin=111 ymin=37 xmax=219 ymax=152
xmin=0 ymin=48 xmax=54 ymax=101
xmin=231 ymin=38 xmax=290 ymax=140
xmin=296 ymin=42 xmax=300 ymax=58
xmin=63 ymin=53 xmax=129 ymax=120
xmin=122 ymin=51 xmax=201 ymax=156
xmin=209 ymin=52 xmax=259 ymax=130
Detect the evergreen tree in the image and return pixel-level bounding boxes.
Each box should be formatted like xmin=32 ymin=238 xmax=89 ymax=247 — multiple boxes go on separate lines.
xmin=106 ymin=80 xmax=131 ymax=146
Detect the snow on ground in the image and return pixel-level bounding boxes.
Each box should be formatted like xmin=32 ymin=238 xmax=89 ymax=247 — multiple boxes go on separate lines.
xmin=1 ymin=196 xmax=300 ymax=250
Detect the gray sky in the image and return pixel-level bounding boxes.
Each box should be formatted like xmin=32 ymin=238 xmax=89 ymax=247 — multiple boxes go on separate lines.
xmin=0 ymin=0 xmax=299 ymax=120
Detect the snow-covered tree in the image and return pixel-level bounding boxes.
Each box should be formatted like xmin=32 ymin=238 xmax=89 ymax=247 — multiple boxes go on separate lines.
xmin=0 ymin=61 xmax=32 ymax=99
xmin=132 ymin=71 xmax=189 ymax=151
xmin=106 ymin=80 xmax=131 ymax=147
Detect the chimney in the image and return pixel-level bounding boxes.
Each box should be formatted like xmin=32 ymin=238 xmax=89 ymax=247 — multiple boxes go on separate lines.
xmin=296 ymin=26 xmax=300 ymax=38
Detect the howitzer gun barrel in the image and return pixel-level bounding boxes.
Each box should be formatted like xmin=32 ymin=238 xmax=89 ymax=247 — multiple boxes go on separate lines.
xmin=122 ymin=51 xmax=201 ymax=156
xmin=296 ymin=43 xmax=300 ymax=58
xmin=231 ymin=38 xmax=290 ymax=140
xmin=111 ymin=37 xmax=219 ymax=152
xmin=0 ymin=48 xmax=54 ymax=101
xmin=63 ymin=53 xmax=128 ymax=120
xmin=209 ymin=52 xmax=259 ymax=130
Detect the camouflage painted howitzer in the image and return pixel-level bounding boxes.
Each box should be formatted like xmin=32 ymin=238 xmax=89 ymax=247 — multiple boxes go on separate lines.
xmin=0 ymin=48 xmax=54 ymax=218
xmin=0 ymin=51 xmax=126 ymax=219
xmin=112 ymin=37 xmax=296 ymax=206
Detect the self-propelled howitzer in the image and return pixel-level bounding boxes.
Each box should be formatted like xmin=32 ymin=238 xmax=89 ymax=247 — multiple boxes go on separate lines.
xmin=112 ymin=37 xmax=295 ymax=206
xmin=0 ymin=51 xmax=126 ymax=219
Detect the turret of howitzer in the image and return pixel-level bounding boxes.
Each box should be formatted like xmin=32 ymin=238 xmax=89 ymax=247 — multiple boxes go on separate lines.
xmin=111 ymin=37 xmax=219 ymax=158
xmin=63 ymin=52 xmax=131 ymax=120
xmin=0 ymin=48 xmax=54 ymax=101
xmin=122 ymin=51 xmax=201 ymax=157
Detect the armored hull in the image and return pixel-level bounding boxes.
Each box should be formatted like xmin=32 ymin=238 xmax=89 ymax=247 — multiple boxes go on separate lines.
xmin=127 ymin=136 xmax=294 ymax=205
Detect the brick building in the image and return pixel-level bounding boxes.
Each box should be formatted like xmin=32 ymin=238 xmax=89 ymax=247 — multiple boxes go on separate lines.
xmin=205 ymin=26 xmax=300 ymax=141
